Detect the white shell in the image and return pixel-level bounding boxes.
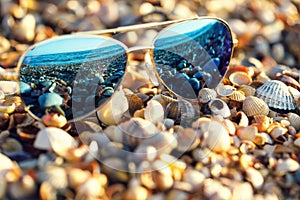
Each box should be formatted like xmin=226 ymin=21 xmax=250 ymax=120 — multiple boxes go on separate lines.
xmin=0 ymin=81 xmax=19 ymax=95
xmin=208 ymin=98 xmax=231 ymax=118
xmin=144 ymin=100 xmax=164 ymax=124
xmin=198 ymin=88 xmax=217 ymax=103
xmin=34 ymin=127 xmax=78 ymax=157
xmin=256 ymin=80 xmax=295 ymax=110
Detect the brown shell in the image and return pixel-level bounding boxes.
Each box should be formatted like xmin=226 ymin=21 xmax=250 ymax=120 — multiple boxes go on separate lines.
xmin=238 ymin=85 xmax=256 ymax=97
xmin=242 ymin=96 xmax=269 ymax=117
xmin=275 ymin=74 xmax=300 ymax=91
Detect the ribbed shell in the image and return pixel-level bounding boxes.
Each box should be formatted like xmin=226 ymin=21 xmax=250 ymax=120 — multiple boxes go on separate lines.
xmin=238 ymin=85 xmax=256 ymax=97
xmin=228 ymin=90 xmax=246 ymax=102
xmin=256 ymin=80 xmax=295 ymax=110
xmin=198 ymin=88 xmax=217 ymax=103
xmin=242 ymin=96 xmax=269 ymax=117
xmin=288 ymin=113 xmax=300 ymax=131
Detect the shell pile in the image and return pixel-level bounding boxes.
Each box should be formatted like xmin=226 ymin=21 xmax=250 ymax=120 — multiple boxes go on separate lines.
xmin=1 ymin=0 xmax=300 ymax=199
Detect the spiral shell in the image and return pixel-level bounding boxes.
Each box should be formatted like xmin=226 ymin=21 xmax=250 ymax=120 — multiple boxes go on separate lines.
xmin=198 ymin=88 xmax=217 ymax=103
xmin=242 ymin=96 xmax=269 ymax=117
xmin=256 ymin=80 xmax=295 ymax=110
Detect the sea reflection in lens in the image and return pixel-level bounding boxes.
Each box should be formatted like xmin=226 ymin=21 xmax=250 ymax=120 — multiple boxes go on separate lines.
xmin=153 ymin=18 xmax=233 ymax=99
xmin=19 ymin=36 xmax=127 ymax=120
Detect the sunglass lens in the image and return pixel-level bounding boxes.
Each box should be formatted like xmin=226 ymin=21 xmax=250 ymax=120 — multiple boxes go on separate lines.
xmin=19 ymin=36 xmax=127 ymax=120
xmin=153 ymin=18 xmax=233 ymax=99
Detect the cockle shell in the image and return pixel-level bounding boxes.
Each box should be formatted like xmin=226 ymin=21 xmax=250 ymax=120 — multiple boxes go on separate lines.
xmin=242 ymin=96 xmax=269 ymax=117
xmin=228 ymin=90 xmax=246 ymax=102
xmin=287 ymin=113 xmax=300 ymax=131
xmin=198 ymin=88 xmax=217 ymax=103
xmin=238 ymin=85 xmax=256 ymax=97
xmin=229 ymin=71 xmax=252 ymax=86
xmin=256 ymin=80 xmax=295 ymax=110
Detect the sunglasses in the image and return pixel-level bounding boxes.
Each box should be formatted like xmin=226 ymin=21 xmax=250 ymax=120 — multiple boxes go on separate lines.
xmin=16 ymin=16 xmax=237 ymax=122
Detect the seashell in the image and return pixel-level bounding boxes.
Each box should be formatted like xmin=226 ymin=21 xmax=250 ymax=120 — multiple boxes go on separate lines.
xmin=41 ymin=113 xmax=67 ymax=128
xmin=8 ymin=174 xmax=36 ymax=199
xmin=75 ymin=176 xmax=106 ymax=199
xmin=34 ymin=127 xmax=78 ymax=157
xmin=128 ymin=94 xmax=143 ymax=116
xmin=39 ymin=181 xmax=57 ymax=200
xmin=123 ymin=178 xmax=149 ymax=200
xmin=288 ymin=113 xmax=300 ymax=131
xmin=208 ymin=98 xmax=231 ymax=118
xmin=198 ymin=88 xmax=217 ymax=103
xmin=252 ymin=115 xmax=270 ymax=132
xmin=183 ymin=169 xmax=205 ymax=192
xmin=231 ymin=182 xmax=254 ymax=200
xmin=176 ymin=128 xmax=200 ymax=152
xmin=256 ymin=72 xmax=271 ymax=83
xmin=245 ymin=168 xmax=264 ymax=189
xmin=38 ymin=93 xmax=64 ymax=109
xmin=275 ymin=158 xmax=300 ymax=174
xmin=165 ymin=100 xmax=196 ymax=126
xmin=0 ymin=103 xmax=15 ymax=114
xmin=205 ymin=119 xmax=231 ymax=152
xmin=0 ymin=90 xmax=4 ymax=100
xmin=228 ymin=90 xmax=246 ymax=102
xmin=0 ymin=81 xmax=19 ymax=95
xmin=256 ymin=80 xmax=295 ymax=110
xmin=223 ymin=119 xmax=236 ymax=135
xmin=134 ymin=145 xmax=157 ymax=162
xmin=275 ymin=74 xmax=300 ymax=91
xmin=236 ymin=126 xmax=258 ymax=141
xmin=67 ymin=168 xmax=91 ymax=189
xmin=242 ymin=96 xmax=269 ymax=117
xmin=38 ymin=165 xmax=68 ymax=190
xmin=253 ymin=132 xmax=273 ymax=145
xmin=238 ymin=85 xmax=256 ymax=96
xmin=119 ymin=117 xmax=158 ymax=147
xmin=13 ymin=14 xmax=36 ymax=42
xmin=270 ymin=127 xmax=287 ymax=143
xmin=97 ymin=88 xmax=128 ymax=125
xmin=229 ymin=71 xmax=252 ymax=86
xmin=144 ymin=100 xmax=164 ymax=124
xmin=216 ymin=83 xmax=236 ymax=96
xmin=232 ymin=111 xmax=249 ymax=127
xmin=288 ymin=86 xmax=300 ymax=100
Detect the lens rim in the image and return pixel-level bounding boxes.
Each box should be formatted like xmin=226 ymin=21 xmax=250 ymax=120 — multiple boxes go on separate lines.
xmin=150 ymin=16 xmax=235 ymax=100
xmin=16 ymin=34 xmax=129 ymax=122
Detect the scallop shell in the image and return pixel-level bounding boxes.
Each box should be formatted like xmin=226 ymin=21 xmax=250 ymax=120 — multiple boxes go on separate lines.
xmin=242 ymin=96 xmax=269 ymax=117
xmin=256 ymin=80 xmax=295 ymax=110
xmin=228 ymin=90 xmax=246 ymax=102
xmin=238 ymin=85 xmax=256 ymax=97
xmin=288 ymin=113 xmax=300 ymax=131
xmin=229 ymin=71 xmax=252 ymax=86
xmin=198 ymin=88 xmax=217 ymax=103
xmin=208 ymin=98 xmax=231 ymax=118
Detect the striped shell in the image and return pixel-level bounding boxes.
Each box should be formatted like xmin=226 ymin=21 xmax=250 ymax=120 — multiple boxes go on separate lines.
xmin=242 ymin=96 xmax=269 ymax=117
xmin=238 ymin=85 xmax=256 ymax=97
xmin=256 ymin=80 xmax=295 ymax=110
xmin=198 ymin=88 xmax=217 ymax=103
xmin=287 ymin=113 xmax=300 ymax=131
xmin=228 ymin=90 xmax=246 ymax=102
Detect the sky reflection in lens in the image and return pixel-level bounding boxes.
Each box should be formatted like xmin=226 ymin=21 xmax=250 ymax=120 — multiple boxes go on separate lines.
xmin=19 ymin=36 xmax=127 ymax=120
xmin=153 ymin=18 xmax=233 ymax=99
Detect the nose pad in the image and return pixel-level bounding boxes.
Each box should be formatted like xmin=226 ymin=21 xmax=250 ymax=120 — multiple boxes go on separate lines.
xmin=126 ymin=47 xmax=159 ymax=86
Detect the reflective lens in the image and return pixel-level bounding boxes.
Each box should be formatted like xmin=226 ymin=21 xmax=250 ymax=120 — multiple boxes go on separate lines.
xmin=18 ymin=36 xmax=127 ymax=120
xmin=153 ymin=18 xmax=233 ymax=99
